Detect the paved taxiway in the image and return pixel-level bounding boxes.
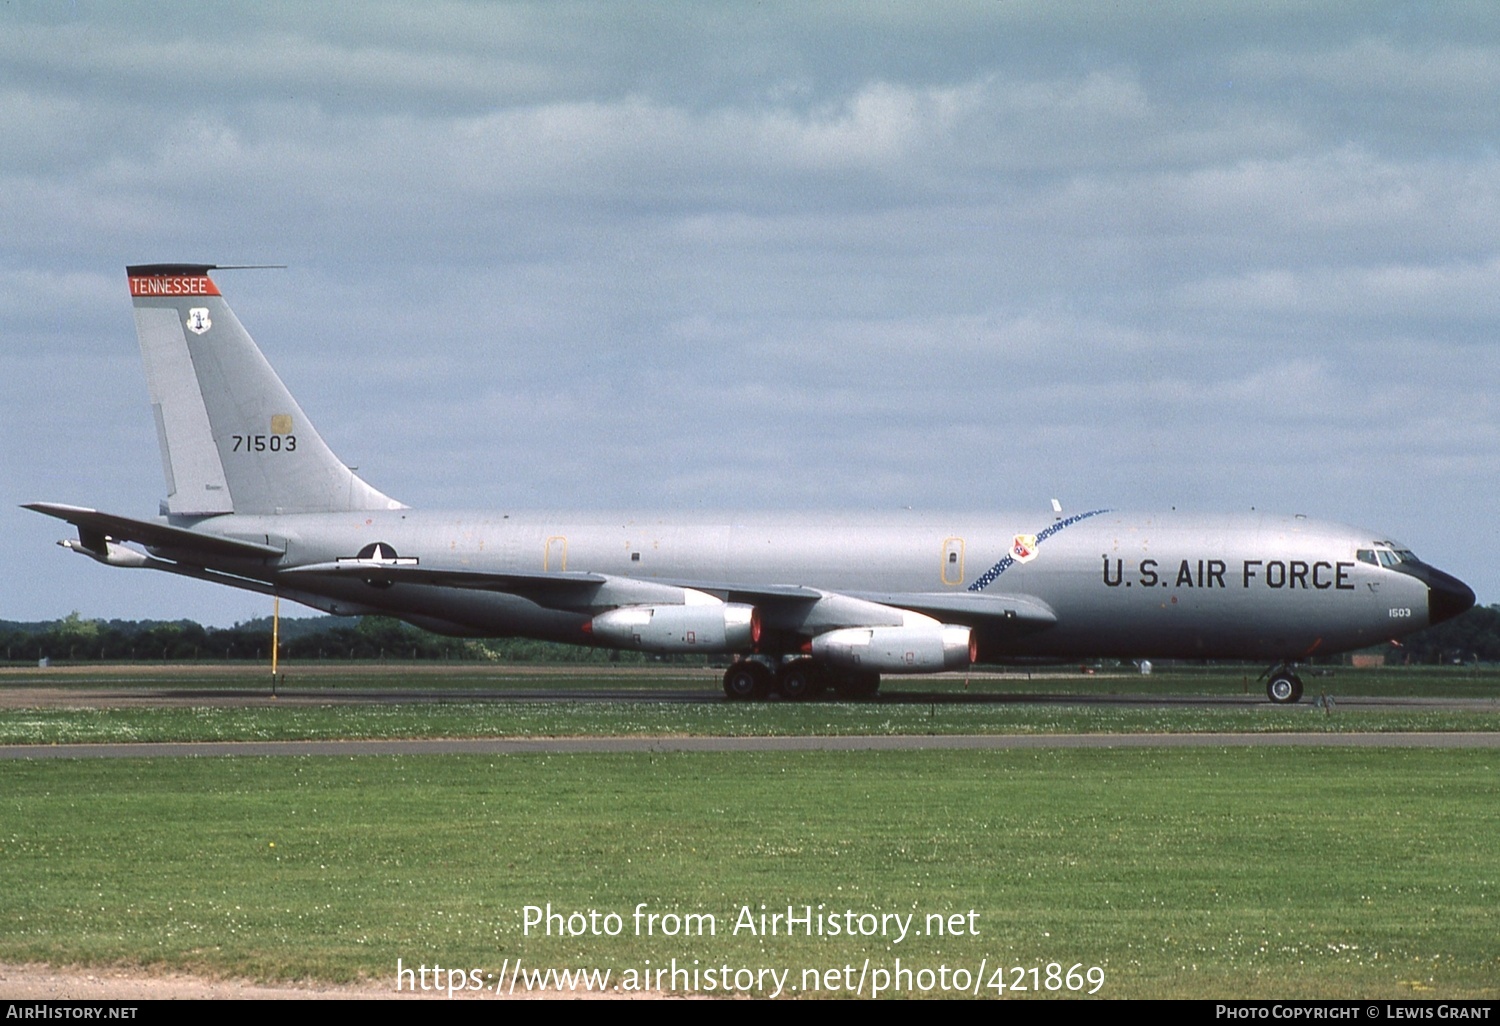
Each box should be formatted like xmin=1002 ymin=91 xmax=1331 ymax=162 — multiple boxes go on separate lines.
xmin=4 ymin=732 xmax=1499 ymax=760
xmin=3 ymin=685 xmax=1496 ymax=711
xmin=4 ymin=674 xmax=1495 ymax=758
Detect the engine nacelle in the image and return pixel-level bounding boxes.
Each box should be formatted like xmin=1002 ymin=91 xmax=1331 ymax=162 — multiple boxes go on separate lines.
xmin=60 ymin=538 xmax=149 ymax=568
xmin=588 ymin=602 xmax=760 ymax=653
xmin=811 ymin=623 xmax=975 ymax=674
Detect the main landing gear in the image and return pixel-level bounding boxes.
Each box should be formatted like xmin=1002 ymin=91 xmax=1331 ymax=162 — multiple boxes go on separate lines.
xmin=721 ymin=658 xmax=881 ymax=702
xmin=722 ymin=661 xmax=771 ymax=700
xmin=1262 ymin=663 xmax=1305 ymax=705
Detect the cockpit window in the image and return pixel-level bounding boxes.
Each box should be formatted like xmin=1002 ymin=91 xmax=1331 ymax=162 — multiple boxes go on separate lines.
xmin=1365 ymin=545 xmax=1421 ymax=568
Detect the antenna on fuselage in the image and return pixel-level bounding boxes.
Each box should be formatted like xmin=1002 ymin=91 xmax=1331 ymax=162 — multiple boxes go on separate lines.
xmin=1051 ymin=498 xmax=1063 ymax=521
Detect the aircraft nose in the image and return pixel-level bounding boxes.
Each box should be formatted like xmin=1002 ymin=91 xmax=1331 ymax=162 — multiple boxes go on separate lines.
xmin=1424 ymin=566 xmax=1476 ymax=626
xmin=1389 ymin=558 xmax=1476 ymax=625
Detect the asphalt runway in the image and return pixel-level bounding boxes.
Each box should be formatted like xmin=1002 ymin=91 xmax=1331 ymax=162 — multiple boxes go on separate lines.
xmin=3 ymin=731 xmax=1499 ymax=760
xmin=3 ymin=675 xmax=1495 ymax=759
xmin=3 ymin=684 xmax=1496 ymax=711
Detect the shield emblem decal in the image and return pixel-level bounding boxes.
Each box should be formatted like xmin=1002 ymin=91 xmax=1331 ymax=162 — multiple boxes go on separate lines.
xmin=1011 ymin=534 xmax=1039 ymax=563
xmin=186 ymin=308 xmax=212 ymax=335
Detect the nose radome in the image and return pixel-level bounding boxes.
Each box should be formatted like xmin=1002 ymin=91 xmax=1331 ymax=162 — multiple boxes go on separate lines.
xmin=1426 ymin=567 xmax=1476 ymax=626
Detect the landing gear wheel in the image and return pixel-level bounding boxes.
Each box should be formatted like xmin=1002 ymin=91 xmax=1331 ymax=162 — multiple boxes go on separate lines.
xmin=1267 ymin=672 xmax=1304 ymax=704
xmin=723 ymin=662 xmax=770 ymax=701
xmin=832 ymin=670 xmax=881 ymax=700
xmin=777 ymin=659 xmax=819 ymax=701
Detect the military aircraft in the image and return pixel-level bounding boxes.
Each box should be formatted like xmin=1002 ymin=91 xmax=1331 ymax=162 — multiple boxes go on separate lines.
xmin=26 ymin=264 xmax=1476 ymax=703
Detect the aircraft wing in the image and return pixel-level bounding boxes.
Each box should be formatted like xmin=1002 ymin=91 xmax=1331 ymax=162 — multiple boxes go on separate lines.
xmin=617 ymin=579 xmax=825 ymax=603
xmin=286 ymin=562 xmax=820 ymax=600
xmin=22 ymin=502 xmax=284 ymax=560
xmin=279 ymin=561 xmax=816 ymax=616
xmin=846 ymin=591 xmax=1057 ymax=632
xmin=283 ymin=561 xmax=607 ymax=591
xmin=557 ymin=577 xmax=1055 ymax=634
xmin=279 ymin=561 xmax=1051 ymax=636
xmin=636 ymin=580 xmax=1058 ymax=635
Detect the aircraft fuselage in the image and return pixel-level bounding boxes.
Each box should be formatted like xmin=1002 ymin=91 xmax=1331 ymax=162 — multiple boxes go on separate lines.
xmin=177 ymin=506 xmax=1454 ymax=663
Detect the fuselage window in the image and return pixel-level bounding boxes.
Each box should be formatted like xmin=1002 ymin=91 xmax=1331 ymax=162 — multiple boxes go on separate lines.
xmin=1357 ymin=549 xmax=1377 ymax=565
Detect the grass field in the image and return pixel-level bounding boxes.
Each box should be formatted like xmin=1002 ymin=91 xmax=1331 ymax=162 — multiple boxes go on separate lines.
xmin=1 ymin=664 xmax=1495 ymax=999
xmin=1 ymin=748 xmax=1496 ymax=998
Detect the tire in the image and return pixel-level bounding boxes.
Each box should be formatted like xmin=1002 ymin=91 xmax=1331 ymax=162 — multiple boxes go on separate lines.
xmin=723 ymin=663 xmax=769 ymax=701
xmin=1267 ymin=673 xmax=1304 ymax=704
xmin=777 ymin=660 xmax=818 ymax=701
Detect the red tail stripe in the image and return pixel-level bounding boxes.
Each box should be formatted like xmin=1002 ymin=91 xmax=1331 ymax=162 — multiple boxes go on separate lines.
xmin=128 ymin=275 xmax=220 ymax=297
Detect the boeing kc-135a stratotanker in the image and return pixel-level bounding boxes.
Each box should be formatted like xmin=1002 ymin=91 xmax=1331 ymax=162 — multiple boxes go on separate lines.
xmin=26 ymin=265 xmax=1475 ymax=703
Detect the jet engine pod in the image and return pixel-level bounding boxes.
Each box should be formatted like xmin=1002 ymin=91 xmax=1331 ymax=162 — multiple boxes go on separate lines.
xmin=811 ymin=623 xmax=975 ymax=674
xmin=589 ymin=602 xmax=759 ymax=653
xmin=60 ymin=538 xmax=149 ymax=568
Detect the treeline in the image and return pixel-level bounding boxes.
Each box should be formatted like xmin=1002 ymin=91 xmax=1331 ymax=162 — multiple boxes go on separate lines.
xmin=0 ymin=613 xmax=689 ymax=665
xmin=1392 ymin=603 xmax=1500 ymax=664
xmin=3 ymin=606 xmax=1497 ymax=665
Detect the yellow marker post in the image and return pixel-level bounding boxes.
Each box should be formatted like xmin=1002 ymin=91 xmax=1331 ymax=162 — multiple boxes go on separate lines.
xmin=271 ymin=596 xmax=280 ymax=695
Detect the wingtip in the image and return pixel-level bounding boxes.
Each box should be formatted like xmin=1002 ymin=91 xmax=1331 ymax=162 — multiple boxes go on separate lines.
xmin=23 ymin=501 xmax=94 ymax=516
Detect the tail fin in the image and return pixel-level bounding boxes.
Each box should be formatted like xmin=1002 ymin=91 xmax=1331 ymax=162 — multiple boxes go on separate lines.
xmin=127 ymin=264 xmax=404 ymax=516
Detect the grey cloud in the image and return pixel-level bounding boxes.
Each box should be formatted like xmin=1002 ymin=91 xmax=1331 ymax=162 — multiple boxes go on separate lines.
xmin=4 ymin=3 xmax=1496 ymax=624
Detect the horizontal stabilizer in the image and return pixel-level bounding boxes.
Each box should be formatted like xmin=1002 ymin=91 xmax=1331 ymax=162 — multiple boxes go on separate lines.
xmin=22 ymin=502 xmax=283 ymax=561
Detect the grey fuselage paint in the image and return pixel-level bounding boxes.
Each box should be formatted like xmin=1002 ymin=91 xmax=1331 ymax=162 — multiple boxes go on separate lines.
xmin=176 ymin=506 xmax=1445 ymax=663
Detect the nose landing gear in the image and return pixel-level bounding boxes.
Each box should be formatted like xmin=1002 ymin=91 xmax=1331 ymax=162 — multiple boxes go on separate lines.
xmin=1262 ymin=663 xmax=1305 ymax=704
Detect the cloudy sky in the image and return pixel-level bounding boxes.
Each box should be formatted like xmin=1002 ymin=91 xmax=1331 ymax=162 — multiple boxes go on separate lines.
xmin=3 ymin=1 xmax=1496 ymax=625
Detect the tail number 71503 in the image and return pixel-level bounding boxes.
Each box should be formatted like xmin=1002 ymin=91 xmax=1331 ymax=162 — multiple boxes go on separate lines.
xmin=232 ymin=434 xmax=297 ymax=453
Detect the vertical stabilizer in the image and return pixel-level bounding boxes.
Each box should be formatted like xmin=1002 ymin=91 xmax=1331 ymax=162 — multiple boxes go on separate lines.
xmin=127 ymin=264 xmax=404 ymax=515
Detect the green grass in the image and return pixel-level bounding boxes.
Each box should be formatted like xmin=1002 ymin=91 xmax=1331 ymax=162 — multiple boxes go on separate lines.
xmin=1 ymin=748 xmax=1496 ymax=998
xmin=2 ymin=663 xmax=1495 ymax=998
